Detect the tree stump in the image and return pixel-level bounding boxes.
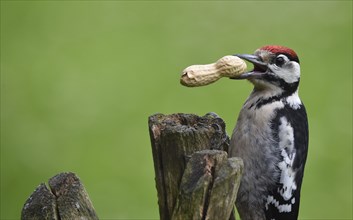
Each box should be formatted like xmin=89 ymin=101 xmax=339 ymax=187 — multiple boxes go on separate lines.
xmin=21 ymin=172 xmax=98 ymax=220
xmin=148 ymin=113 xmax=243 ymax=220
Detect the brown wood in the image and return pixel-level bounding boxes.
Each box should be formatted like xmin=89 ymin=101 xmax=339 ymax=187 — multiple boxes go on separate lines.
xmin=148 ymin=113 xmax=243 ymax=220
xmin=21 ymin=172 xmax=98 ymax=220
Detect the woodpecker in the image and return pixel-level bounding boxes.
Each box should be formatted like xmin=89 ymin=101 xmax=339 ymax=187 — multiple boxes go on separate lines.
xmin=229 ymin=45 xmax=308 ymax=220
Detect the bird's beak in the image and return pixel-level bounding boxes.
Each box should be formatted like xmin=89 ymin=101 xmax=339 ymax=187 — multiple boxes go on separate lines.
xmin=230 ymin=54 xmax=268 ymax=80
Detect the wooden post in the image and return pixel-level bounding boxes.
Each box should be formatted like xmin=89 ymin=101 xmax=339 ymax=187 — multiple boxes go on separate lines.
xmin=21 ymin=172 xmax=98 ymax=220
xmin=148 ymin=113 xmax=243 ymax=220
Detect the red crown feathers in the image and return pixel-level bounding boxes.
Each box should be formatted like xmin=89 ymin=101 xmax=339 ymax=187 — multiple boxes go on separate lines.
xmin=260 ymin=45 xmax=299 ymax=62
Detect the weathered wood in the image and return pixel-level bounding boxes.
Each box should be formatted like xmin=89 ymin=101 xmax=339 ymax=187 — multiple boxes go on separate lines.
xmin=148 ymin=113 xmax=243 ymax=220
xmin=172 ymin=150 xmax=226 ymax=220
xmin=205 ymin=157 xmax=243 ymax=220
xmin=172 ymin=150 xmax=243 ymax=220
xmin=21 ymin=183 xmax=58 ymax=220
xmin=21 ymin=172 xmax=98 ymax=220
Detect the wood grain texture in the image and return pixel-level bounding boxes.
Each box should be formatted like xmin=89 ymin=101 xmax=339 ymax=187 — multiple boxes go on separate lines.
xmin=148 ymin=113 xmax=243 ymax=220
xmin=21 ymin=172 xmax=98 ymax=220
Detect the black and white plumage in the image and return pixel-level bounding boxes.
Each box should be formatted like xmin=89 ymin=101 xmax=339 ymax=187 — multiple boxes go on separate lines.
xmin=229 ymin=45 xmax=308 ymax=220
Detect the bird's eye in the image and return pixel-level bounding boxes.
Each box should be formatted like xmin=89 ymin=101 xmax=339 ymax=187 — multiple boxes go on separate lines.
xmin=275 ymin=56 xmax=285 ymax=67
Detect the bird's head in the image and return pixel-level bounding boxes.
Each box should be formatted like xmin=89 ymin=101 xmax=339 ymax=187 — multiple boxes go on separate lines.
xmin=233 ymin=45 xmax=300 ymax=95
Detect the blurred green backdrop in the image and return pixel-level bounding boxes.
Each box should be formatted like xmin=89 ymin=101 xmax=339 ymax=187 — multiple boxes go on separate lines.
xmin=1 ymin=1 xmax=352 ymax=219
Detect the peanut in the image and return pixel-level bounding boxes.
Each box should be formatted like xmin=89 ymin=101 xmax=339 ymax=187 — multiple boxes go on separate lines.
xmin=180 ymin=55 xmax=247 ymax=87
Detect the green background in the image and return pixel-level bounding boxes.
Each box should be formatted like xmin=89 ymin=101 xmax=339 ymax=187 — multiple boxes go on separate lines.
xmin=1 ymin=1 xmax=352 ymax=219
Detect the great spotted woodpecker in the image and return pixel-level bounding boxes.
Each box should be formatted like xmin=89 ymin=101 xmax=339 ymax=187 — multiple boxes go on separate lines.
xmin=229 ymin=45 xmax=309 ymax=220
